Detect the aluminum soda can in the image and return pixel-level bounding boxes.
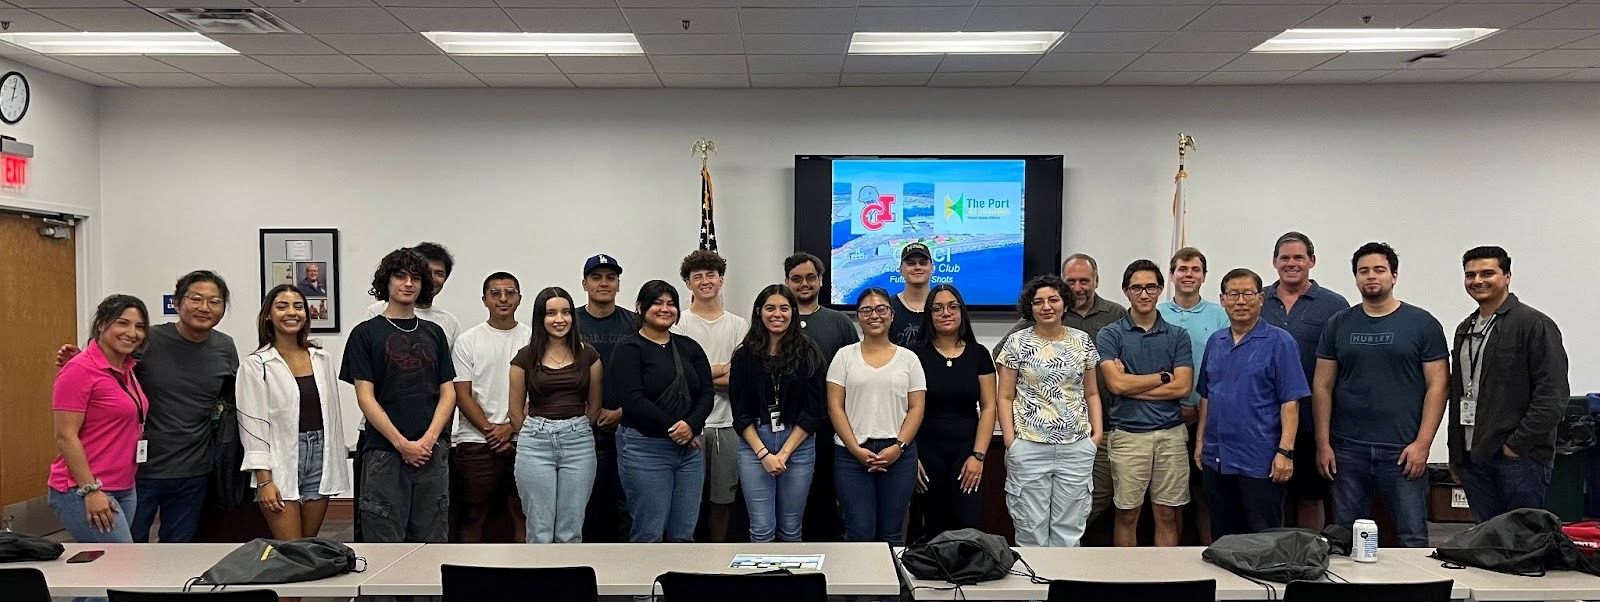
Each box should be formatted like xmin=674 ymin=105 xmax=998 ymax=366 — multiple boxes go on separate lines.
xmin=1353 ymin=519 xmax=1379 ymax=562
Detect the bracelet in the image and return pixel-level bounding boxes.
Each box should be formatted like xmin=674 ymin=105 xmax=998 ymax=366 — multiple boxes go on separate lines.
xmin=258 ymin=479 xmax=273 ymax=487
xmin=757 ymin=448 xmax=770 ymax=459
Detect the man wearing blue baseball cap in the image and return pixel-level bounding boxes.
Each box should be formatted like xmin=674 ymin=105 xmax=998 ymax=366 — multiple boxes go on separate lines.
xmin=577 ymin=253 xmax=638 ymax=542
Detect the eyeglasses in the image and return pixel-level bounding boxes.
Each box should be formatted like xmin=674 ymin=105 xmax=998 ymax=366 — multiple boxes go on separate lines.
xmin=1125 ymin=284 xmax=1163 ymax=297
xmin=930 ymin=302 xmax=961 ymax=315
xmin=787 ymin=274 xmax=820 ymax=284
xmin=185 ymin=294 xmax=224 ymax=309
xmin=487 ymin=288 xmax=520 ymax=299
xmin=858 ymin=305 xmax=892 ymax=317
xmin=1221 ymin=291 xmax=1263 ymax=301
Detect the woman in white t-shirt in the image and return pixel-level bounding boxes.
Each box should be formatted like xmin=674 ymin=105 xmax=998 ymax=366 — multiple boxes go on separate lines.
xmin=997 ymin=275 xmax=1103 ymax=548
xmin=827 ymin=287 xmax=926 ymax=546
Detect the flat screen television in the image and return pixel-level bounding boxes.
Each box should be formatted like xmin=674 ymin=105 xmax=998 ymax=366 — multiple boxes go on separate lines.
xmin=794 ymin=155 xmax=1064 ymax=312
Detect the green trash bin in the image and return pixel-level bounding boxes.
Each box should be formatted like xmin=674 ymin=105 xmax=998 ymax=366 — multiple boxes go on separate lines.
xmin=1545 ymin=397 xmax=1590 ymax=522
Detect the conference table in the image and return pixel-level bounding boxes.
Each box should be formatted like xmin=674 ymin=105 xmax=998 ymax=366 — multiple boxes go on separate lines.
xmin=894 ymin=546 xmax=1472 ymax=600
xmin=8 ymin=541 xmax=424 ymax=598
xmin=358 ymin=541 xmax=902 ymax=597
xmin=1387 ymin=547 xmax=1600 ymax=601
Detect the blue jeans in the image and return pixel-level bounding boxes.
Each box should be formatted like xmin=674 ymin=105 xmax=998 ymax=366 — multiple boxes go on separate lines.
xmin=297 ymin=430 xmax=326 ymax=501
xmin=738 ymin=426 xmax=816 ymax=542
xmin=834 ymin=439 xmax=918 ymax=546
xmin=618 ymin=426 xmax=704 ymax=543
xmin=130 ymin=474 xmax=206 ymax=542
xmin=48 ymin=487 xmax=137 ymax=543
xmin=1459 ymin=448 xmax=1552 ymax=523
xmin=1331 ymin=441 xmax=1429 ymax=547
xmin=1005 ymin=437 xmax=1096 ymax=547
xmin=515 ymin=416 xmax=598 ymax=543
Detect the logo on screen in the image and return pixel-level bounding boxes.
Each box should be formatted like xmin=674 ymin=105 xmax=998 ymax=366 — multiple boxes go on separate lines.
xmin=860 ymin=193 xmax=896 ymax=232
xmin=944 ymin=194 xmax=966 ymax=222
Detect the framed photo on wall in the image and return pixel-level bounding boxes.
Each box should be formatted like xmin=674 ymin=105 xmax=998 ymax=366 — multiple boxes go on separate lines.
xmin=259 ymin=228 xmax=341 ymax=333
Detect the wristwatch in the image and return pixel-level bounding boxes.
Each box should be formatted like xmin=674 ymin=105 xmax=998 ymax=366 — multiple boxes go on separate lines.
xmin=1277 ymin=448 xmax=1295 ymax=460
xmin=969 ymin=451 xmax=987 ymax=462
xmin=1159 ymin=371 xmax=1173 ymax=384
xmin=74 ymin=480 xmax=103 ymax=497
xmin=895 ymin=439 xmax=909 ymax=451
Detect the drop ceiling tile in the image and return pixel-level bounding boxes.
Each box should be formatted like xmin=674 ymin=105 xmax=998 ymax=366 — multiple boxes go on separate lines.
xmin=1219 ymin=51 xmax=1337 ymax=70
xmin=743 ymin=34 xmax=850 ymax=54
xmin=269 ymin=8 xmax=412 ymax=33
xmin=292 ymin=73 xmax=397 ymax=87
xmin=378 ymin=0 xmax=499 ymax=5
xmin=659 ymin=73 xmax=750 ymax=87
xmin=1567 ymin=32 xmax=1600 ymax=49
xmin=649 ymin=54 xmax=748 ymax=73
xmin=928 ymin=71 xmax=1023 ymax=86
xmin=351 ymin=54 xmax=465 ymax=73
xmin=1097 ymin=0 xmax=1214 ymax=5
xmin=1104 ymin=70 xmax=1207 ymax=85
xmin=1051 ymin=32 xmax=1171 ymax=53
xmin=453 ymin=55 xmax=562 ymax=73
xmin=1193 ymin=70 xmax=1296 ymax=84
xmin=1370 ymin=68 xmax=1481 ymax=82
xmin=637 ymin=34 xmax=744 ymax=54
xmin=30 ymin=8 xmax=183 ymax=31
xmin=964 ymin=6 xmax=1091 ymax=30
xmin=255 ymin=54 xmax=374 ymax=74
xmin=617 ymin=0 xmax=736 ymax=7
xmin=1152 ymin=31 xmax=1275 ymax=52
xmin=1502 ymin=49 xmax=1600 ymax=68
xmin=936 ymin=53 xmax=1042 ymax=71
xmin=843 ymin=54 xmax=945 ymax=72
xmin=741 ymin=0 xmax=854 ymax=5
xmin=840 ymin=72 xmax=934 ymax=86
xmin=1311 ymin=51 xmax=1421 ymax=69
xmin=496 ymin=0 xmax=620 ymax=6
xmin=1410 ymin=3 xmax=1563 ymax=28
xmin=253 ymin=0 xmax=379 ymax=6
xmin=1405 ymin=49 xmax=1538 ymax=68
xmin=625 ymin=8 xmax=742 ymax=33
xmin=1296 ymin=4 xmax=1443 ymax=28
xmin=204 ymin=34 xmax=340 ymax=55
xmin=199 ymin=73 xmax=311 ymax=87
xmin=1015 ymin=70 xmax=1115 ymax=85
xmin=8 ymin=0 xmax=128 ymax=6
xmin=55 ymin=55 xmax=182 ymax=73
xmin=315 ymin=34 xmax=441 ymax=55
xmin=1073 ymin=6 xmax=1210 ymax=32
xmin=1552 ymin=67 xmax=1600 ymax=80
xmin=566 ymin=73 xmax=663 ymax=87
xmin=1124 ymin=52 xmax=1239 ymax=71
xmin=476 ymin=73 xmax=575 ymax=87
xmin=979 ymin=0 xmax=1095 ymax=5
xmin=0 ymin=9 xmax=73 ymax=32
xmin=1184 ymin=4 xmax=1326 ymax=31
xmin=739 ymin=8 xmax=856 ymax=34
xmin=551 ymin=55 xmax=656 ymax=73
xmin=1517 ymin=3 xmax=1600 ymax=28
xmin=1465 ymin=29 xmax=1599 ymax=50
xmin=387 ymin=7 xmax=520 ymax=31
xmin=505 ymin=9 xmax=631 ymax=32
xmin=106 ymin=72 xmax=218 ymax=87
xmin=859 ymin=0 xmax=976 ymax=6
xmin=1280 ymin=69 xmax=1392 ymax=83
xmin=383 ymin=73 xmax=485 ymax=87
xmin=747 ymin=54 xmax=843 ymax=73
xmin=149 ymin=55 xmax=278 ymax=73
xmin=750 ymin=72 xmax=839 ymax=87
xmin=1461 ymin=67 xmax=1575 ymax=81
xmin=1031 ymin=51 xmax=1140 ymax=71
xmin=854 ymin=7 xmax=972 ymax=31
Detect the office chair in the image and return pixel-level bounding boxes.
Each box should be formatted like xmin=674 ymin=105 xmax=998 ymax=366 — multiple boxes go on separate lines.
xmin=1047 ymin=578 xmax=1217 ymax=601
xmin=654 ymin=570 xmax=828 ymax=602
xmin=441 ymin=564 xmax=599 ymax=602
xmin=0 ymin=567 xmax=51 ymax=602
xmin=107 ymin=589 xmax=278 ymax=601
xmin=1283 ymin=579 xmax=1454 ymax=602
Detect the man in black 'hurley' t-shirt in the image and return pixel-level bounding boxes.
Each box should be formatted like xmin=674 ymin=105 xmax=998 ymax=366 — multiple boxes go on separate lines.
xmin=341 ymin=248 xmax=457 ymax=544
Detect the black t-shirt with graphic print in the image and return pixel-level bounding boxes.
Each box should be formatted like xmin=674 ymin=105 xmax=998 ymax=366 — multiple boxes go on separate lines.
xmin=340 ymin=315 xmax=456 ymax=454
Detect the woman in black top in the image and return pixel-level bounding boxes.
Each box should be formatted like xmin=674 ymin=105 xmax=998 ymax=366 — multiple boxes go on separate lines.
xmin=911 ymin=283 xmax=997 ymax=535
xmin=610 ymin=279 xmax=715 ymax=543
xmin=729 ymin=285 xmax=826 ymax=542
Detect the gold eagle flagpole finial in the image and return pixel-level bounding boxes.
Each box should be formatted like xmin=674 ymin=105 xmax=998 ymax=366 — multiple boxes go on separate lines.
xmin=692 ymin=138 xmax=717 ymax=168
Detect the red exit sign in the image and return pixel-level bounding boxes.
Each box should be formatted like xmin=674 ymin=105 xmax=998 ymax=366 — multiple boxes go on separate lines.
xmin=3 ymin=154 xmax=26 ymax=189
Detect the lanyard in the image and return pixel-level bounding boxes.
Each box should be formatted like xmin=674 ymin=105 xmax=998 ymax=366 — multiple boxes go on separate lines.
xmin=1463 ymin=314 xmax=1498 ymax=399
xmin=107 ymin=368 xmax=147 ymax=425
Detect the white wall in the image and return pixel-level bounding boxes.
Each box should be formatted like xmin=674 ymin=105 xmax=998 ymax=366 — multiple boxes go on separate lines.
xmin=98 ymin=84 xmax=1600 ymax=461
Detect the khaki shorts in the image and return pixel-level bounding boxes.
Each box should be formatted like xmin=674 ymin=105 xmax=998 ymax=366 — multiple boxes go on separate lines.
xmin=1108 ymin=425 xmax=1191 ymax=509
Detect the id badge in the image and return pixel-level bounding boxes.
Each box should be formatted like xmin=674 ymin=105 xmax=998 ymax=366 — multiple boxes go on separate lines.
xmin=1460 ymin=399 xmax=1476 ymax=426
xmin=136 ymin=439 xmax=149 ymax=463
xmin=770 ymin=411 xmax=785 ymax=432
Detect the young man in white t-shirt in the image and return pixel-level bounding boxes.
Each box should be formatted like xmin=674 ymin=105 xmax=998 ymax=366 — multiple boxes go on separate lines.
xmin=671 ymin=249 xmax=748 ymax=542
xmin=450 ymin=272 xmax=533 ymax=542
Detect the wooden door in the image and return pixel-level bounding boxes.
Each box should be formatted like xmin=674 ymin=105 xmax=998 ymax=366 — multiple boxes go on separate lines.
xmin=0 ymin=210 xmax=77 ymax=507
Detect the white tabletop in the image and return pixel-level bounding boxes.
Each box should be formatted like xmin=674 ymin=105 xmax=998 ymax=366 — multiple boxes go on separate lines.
xmin=6 ymin=542 xmax=423 ymax=597
xmin=1388 ymin=547 xmax=1600 ymax=601
xmin=1326 ymin=554 xmax=1470 ymax=599
xmin=359 ymin=542 xmax=901 ymax=596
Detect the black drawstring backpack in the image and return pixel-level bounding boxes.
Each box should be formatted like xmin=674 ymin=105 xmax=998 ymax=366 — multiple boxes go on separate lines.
xmin=899 ymin=527 xmax=1045 ymax=600
xmin=1431 ymin=508 xmax=1600 ymax=577
xmin=185 ymin=537 xmax=364 ymax=590
xmin=1203 ymin=529 xmax=1334 ymax=600
xmin=0 ymin=532 xmax=64 ymax=563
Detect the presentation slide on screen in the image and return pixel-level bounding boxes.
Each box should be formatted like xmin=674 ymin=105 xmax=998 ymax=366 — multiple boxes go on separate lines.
xmin=830 ymin=159 xmax=1026 ymax=306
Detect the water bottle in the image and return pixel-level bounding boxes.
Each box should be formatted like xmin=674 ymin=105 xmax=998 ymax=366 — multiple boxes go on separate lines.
xmin=1353 ymin=519 xmax=1379 ymax=562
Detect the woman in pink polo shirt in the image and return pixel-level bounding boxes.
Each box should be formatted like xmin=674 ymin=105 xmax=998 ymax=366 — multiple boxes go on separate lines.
xmin=47 ymin=295 xmax=150 ymax=543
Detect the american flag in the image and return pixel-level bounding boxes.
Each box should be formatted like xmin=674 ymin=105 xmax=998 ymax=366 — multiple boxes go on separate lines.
xmin=699 ymin=163 xmax=718 ymax=252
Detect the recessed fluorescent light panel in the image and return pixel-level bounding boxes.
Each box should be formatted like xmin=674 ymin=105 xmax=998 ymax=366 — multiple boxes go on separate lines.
xmin=1251 ymin=28 xmax=1498 ymax=53
xmin=422 ymin=32 xmax=642 ymax=55
xmin=0 ymin=32 xmax=237 ymax=55
xmin=849 ymin=31 xmax=1064 ymax=55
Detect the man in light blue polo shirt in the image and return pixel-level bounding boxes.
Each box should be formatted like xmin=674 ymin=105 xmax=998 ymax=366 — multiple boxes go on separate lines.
xmin=1158 ymin=247 xmax=1230 ymax=413
xmin=1194 ymin=268 xmax=1308 ymax=538
xmin=1097 ymin=259 xmax=1193 ymax=547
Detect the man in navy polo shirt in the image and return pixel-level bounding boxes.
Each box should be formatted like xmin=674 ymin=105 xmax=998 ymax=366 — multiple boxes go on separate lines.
xmin=1194 ymin=268 xmax=1308 ymax=538
xmin=1097 ymin=259 xmax=1193 ymax=547
xmin=1261 ymin=231 xmax=1349 ymax=530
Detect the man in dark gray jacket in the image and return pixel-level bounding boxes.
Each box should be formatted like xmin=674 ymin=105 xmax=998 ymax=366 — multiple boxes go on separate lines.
xmin=1448 ymin=246 xmax=1569 ymax=523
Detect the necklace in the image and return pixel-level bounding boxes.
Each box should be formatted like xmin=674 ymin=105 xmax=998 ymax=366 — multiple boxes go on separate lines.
xmin=384 ymin=316 xmax=418 ymax=333
xmin=936 ymin=342 xmax=963 ymax=368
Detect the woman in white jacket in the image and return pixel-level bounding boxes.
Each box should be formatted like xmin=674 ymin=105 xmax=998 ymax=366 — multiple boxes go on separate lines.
xmin=237 ymin=284 xmax=350 ymax=539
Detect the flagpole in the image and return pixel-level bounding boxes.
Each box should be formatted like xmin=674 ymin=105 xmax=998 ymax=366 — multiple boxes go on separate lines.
xmin=693 ymin=138 xmax=719 ymax=252
xmin=1170 ymin=133 xmax=1196 ymax=300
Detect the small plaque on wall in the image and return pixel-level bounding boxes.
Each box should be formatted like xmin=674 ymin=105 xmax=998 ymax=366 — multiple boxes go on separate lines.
xmin=259 ymin=228 xmax=341 ymax=333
